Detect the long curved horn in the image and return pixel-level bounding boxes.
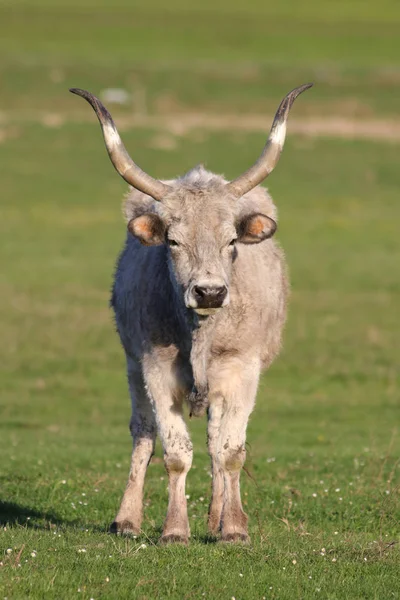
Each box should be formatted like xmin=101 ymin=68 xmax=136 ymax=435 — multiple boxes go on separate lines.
xmin=226 ymin=83 xmax=313 ymax=198
xmin=69 ymin=88 xmax=171 ymax=201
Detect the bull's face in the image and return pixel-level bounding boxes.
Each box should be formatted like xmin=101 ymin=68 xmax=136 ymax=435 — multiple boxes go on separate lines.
xmin=128 ymin=184 xmax=277 ymax=315
xmin=70 ymin=84 xmax=312 ymax=316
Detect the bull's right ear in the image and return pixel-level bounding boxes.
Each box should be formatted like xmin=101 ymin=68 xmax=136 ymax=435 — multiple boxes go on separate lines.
xmin=127 ymin=214 xmax=166 ymax=246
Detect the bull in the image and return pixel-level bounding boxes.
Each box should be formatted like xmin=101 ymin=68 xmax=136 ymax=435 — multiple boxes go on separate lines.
xmin=70 ymin=82 xmax=312 ymax=543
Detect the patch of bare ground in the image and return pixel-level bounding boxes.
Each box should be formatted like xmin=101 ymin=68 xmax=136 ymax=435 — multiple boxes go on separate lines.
xmin=1 ymin=109 xmax=400 ymax=142
xmin=137 ymin=114 xmax=400 ymax=142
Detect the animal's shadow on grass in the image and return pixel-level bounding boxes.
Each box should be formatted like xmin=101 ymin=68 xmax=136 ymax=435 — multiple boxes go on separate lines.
xmin=0 ymin=500 xmax=107 ymax=534
xmin=0 ymin=501 xmax=219 ymax=544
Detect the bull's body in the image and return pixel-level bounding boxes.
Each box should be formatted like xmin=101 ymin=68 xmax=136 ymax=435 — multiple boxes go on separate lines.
xmin=110 ymin=170 xmax=287 ymax=542
xmin=70 ymin=83 xmax=311 ymax=543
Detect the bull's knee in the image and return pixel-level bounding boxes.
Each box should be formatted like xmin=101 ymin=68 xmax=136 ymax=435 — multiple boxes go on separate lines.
xmin=164 ymin=449 xmax=192 ymax=475
xmin=219 ymin=445 xmax=246 ymax=473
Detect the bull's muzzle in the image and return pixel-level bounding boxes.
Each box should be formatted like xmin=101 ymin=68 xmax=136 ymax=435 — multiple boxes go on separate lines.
xmin=193 ymin=285 xmax=227 ymax=308
xmin=186 ymin=284 xmax=229 ymax=315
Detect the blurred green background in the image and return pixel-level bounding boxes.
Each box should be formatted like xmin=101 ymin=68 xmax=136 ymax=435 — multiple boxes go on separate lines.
xmin=1 ymin=1 xmax=399 ymax=599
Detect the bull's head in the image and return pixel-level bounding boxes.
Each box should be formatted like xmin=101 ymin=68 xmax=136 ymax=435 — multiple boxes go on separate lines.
xmin=70 ymin=84 xmax=312 ymax=316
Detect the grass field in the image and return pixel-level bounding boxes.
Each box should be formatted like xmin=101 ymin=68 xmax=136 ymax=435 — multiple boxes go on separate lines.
xmin=1 ymin=1 xmax=400 ymax=599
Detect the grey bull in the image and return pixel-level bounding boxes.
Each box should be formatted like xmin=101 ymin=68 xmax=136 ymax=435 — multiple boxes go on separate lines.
xmin=70 ymin=82 xmax=312 ymax=543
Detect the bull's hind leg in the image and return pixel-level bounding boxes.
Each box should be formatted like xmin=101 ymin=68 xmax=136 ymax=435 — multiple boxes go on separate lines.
xmin=209 ymin=357 xmax=260 ymax=543
xmin=110 ymin=361 xmax=156 ymax=536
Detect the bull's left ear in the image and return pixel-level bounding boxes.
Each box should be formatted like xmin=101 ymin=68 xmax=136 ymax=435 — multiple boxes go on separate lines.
xmin=127 ymin=213 xmax=166 ymax=246
xmin=237 ymin=213 xmax=277 ymax=244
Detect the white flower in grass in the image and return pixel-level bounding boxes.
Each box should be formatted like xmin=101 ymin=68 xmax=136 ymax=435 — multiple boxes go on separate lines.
xmin=6 ymin=549 xmax=12 ymax=554
xmin=312 ymin=493 xmax=317 ymax=498
xmin=31 ymin=552 xmax=36 ymax=558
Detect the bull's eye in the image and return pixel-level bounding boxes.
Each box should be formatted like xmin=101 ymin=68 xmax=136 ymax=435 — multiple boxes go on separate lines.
xmin=168 ymin=238 xmax=179 ymax=247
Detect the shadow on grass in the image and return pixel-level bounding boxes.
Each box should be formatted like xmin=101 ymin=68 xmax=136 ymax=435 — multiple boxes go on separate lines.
xmin=0 ymin=501 xmax=220 ymax=544
xmin=0 ymin=500 xmax=108 ymax=533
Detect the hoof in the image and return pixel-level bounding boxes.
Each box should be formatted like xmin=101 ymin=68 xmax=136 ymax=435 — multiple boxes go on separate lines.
xmin=159 ymin=533 xmax=188 ymax=545
xmin=220 ymin=532 xmax=250 ymax=544
xmin=208 ymin=517 xmax=222 ymax=535
xmin=109 ymin=520 xmax=140 ymax=536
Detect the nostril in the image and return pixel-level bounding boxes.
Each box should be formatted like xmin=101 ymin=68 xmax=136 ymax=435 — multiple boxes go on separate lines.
xmin=215 ymin=286 xmax=227 ymax=300
xmin=194 ymin=285 xmax=206 ymax=299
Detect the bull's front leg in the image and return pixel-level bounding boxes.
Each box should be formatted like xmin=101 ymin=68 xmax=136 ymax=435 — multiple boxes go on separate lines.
xmin=208 ymin=357 xmax=260 ymax=543
xmin=144 ymin=360 xmax=193 ymax=544
xmin=207 ymin=398 xmax=224 ymax=534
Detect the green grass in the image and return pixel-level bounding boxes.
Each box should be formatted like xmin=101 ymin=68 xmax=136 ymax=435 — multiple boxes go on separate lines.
xmin=1 ymin=1 xmax=400 ymax=598
xmin=1 ymin=123 xmax=399 ymax=599
xmin=0 ymin=0 xmax=400 ymax=118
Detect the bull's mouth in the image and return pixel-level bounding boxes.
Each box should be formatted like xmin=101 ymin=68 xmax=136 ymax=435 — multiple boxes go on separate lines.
xmin=193 ymin=307 xmax=220 ymax=316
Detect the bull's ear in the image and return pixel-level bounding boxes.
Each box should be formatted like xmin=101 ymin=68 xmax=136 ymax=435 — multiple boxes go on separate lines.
xmin=127 ymin=214 xmax=166 ymax=246
xmin=237 ymin=212 xmax=277 ymax=244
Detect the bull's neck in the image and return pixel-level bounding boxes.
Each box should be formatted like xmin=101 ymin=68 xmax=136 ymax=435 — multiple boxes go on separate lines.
xmin=171 ymin=281 xmax=220 ymax=416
